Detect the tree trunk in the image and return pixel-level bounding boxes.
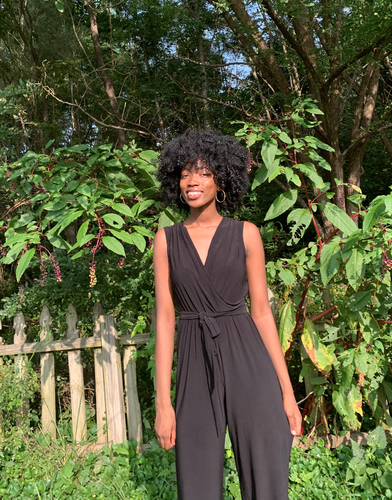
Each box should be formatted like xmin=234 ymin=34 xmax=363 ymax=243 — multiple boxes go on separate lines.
xmin=85 ymin=0 xmax=126 ymax=149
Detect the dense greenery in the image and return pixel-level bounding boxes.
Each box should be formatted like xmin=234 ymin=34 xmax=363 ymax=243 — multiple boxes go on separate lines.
xmin=0 ymin=431 xmax=392 ymax=499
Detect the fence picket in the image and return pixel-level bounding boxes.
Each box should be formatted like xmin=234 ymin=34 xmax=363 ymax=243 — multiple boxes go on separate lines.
xmin=123 ymin=345 xmax=142 ymax=444
xmin=101 ymin=315 xmax=126 ymax=444
xmin=40 ymin=306 xmax=56 ymax=439
xmin=93 ymin=302 xmax=108 ymax=443
xmin=13 ymin=312 xmax=29 ymax=426
xmin=66 ymin=304 xmax=87 ymax=443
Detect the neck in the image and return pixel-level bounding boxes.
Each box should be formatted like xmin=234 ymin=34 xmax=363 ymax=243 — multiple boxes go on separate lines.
xmin=187 ymin=203 xmax=222 ymax=226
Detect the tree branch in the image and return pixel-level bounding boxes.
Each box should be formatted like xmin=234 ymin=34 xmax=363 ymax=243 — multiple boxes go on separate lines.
xmin=324 ymin=32 xmax=389 ymax=89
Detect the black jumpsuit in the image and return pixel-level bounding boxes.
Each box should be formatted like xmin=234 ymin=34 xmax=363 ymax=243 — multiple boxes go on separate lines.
xmin=164 ymin=217 xmax=293 ymax=500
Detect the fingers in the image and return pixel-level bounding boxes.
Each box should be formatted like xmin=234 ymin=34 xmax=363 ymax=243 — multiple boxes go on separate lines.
xmin=288 ymin=413 xmax=302 ymax=436
xmin=155 ymin=427 xmax=176 ymax=449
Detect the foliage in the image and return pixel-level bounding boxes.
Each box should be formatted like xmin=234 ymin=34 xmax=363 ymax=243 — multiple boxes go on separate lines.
xmin=0 ymin=357 xmax=39 ymax=451
xmin=1 ymin=427 xmax=392 ymax=499
xmin=237 ymin=100 xmax=392 ymax=433
xmin=0 ymin=141 xmax=176 ymax=286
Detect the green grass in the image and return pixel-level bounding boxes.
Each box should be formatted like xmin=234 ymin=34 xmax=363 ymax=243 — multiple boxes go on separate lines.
xmin=1 ymin=430 xmax=392 ymax=499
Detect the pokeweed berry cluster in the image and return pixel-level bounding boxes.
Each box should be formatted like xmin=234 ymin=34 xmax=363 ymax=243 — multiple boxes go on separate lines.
xmin=89 ymin=262 xmax=97 ymax=287
xmin=39 ymin=245 xmax=62 ymax=285
xmin=89 ymin=216 xmax=105 ymax=287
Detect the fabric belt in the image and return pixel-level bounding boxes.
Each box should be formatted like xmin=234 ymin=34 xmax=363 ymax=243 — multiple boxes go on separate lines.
xmin=179 ymin=304 xmax=248 ymax=436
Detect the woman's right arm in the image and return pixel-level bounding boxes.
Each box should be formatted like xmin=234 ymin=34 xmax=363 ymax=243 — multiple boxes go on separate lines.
xmin=153 ymin=228 xmax=176 ymax=449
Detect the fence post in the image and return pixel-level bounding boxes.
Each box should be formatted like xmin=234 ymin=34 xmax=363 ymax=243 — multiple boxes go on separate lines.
xmin=14 ymin=312 xmax=29 ymax=426
xmin=93 ymin=302 xmax=108 ymax=443
xmin=40 ymin=306 xmax=56 ymax=439
xmin=123 ymin=345 xmax=142 ymax=444
xmin=66 ymin=304 xmax=87 ymax=443
xmin=0 ymin=333 xmax=3 ymax=440
xmin=101 ymin=315 xmax=126 ymax=444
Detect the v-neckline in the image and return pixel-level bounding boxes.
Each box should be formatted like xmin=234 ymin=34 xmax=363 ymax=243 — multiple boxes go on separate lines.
xmin=181 ymin=217 xmax=226 ymax=267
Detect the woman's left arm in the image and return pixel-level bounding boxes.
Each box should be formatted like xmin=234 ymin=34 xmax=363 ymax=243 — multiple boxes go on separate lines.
xmin=244 ymin=221 xmax=302 ymax=436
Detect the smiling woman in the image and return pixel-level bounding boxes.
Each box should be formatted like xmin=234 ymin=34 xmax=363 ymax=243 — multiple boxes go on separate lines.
xmin=153 ymin=129 xmax=301 ymax=500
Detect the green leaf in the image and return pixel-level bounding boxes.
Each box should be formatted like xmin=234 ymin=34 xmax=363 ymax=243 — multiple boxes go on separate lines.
xmin=58 ymin=210 xmax=84 ymax=234
xmin=112 ymin=203 xmax=133 ymax=217
xmin=265 ymin=190 xmax=297 ymax=221
xmin=76 ymin=221 xmax=89 ymax=243
xmin=279 ymin=301 xmax=295 ymax=355
xmin=1 ymin=242 xmax=26 ymax=264
xmin=139 ymin=150 xmax=159 ymax=162
xmin=287 ymin=208 xmax=312 ymax=245
xmin=45 ymin=139 xmax=55 ymax=149
xmin=102 ymin=213 xmax=125 ymax=229
xmin=133 ymin=226 xmax=155 ymax=238
xmin=363 ymin=202 xmax=385 ymax=233
xmin=297 ymin=163 xmax=325 ymax=189
xmin=132 ymin=232 xmax=146 ymax=252
xmin=301 ymin=319 xmax=333 ymax=374
xmin=346 ymin=247 xmax=365 ymax=291
xmin=47 ymin=235 xmax=70 ymax=250
xmin=77 ymin=184 xmax=91 ymax=197
xmin=321 ymin=203 xmax=357 ymax=236
xmin=251 ymin=164 xmax=268 ymax=190
xmin=158 ymin=211 xmax=174 ymax=229
xmin=278 ymin=131 xmax=292 ymax=144
xmin=102 ymin=236 xmax=125 ymax=256
xmin=55 ymin=0 xmax=65 ymax=13
xmin=368 ymin=425 xmax=387 ymax=450
xmin=108 ymin=229 xmax=135 ymax=245
xmin=350 ymin=290 xmax=372 ymax=311
xmin=320 ymin=240 xmax=341 ymax=285
xmin=70 ymin=234 xmax=95 ymax=250
xmin=16 ymin=248 xmax=35 ymax=282
xmin=138 ymin=200 xmax=155 ymax=215
xmin=333 ymin=385 xmax=362 ymax=430
xmin=279 ymin=269 xmax=295 ymax=285
xmin=261 ymin=143 xmax=277 ymax=171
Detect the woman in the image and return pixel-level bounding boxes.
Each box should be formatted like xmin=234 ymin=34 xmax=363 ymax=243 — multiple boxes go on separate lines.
xmin=153 ymin=129 xmax=301 ymax=500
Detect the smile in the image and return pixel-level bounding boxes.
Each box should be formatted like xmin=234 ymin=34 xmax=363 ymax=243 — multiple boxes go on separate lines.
xmin=186 ymin=191 xmax=203 ymax=199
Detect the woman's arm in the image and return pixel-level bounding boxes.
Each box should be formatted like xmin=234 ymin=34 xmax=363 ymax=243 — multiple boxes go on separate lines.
xmin=153 ymin=228 xmax=177 ymax=449
xmin=243 ymin=221 xmax=302 ymax=436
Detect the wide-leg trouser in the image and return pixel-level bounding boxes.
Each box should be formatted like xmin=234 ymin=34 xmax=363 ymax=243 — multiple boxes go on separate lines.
xmin=175 ymin=315 xmax=293 ymax=500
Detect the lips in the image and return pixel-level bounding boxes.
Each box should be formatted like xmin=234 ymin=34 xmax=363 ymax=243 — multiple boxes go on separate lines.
xmin=186 ymin=190 xmax=203 ymax=200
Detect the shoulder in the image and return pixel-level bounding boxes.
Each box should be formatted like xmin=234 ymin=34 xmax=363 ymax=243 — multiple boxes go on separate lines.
xmin=243 ymin=221 xmax=261 ymax=239
xmin=154 ymin=228 xmax=168 ymax=254
xmin=242 ymin=221 xmax=263 ymax=254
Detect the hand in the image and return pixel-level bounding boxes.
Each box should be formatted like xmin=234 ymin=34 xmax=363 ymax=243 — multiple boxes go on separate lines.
xmin=155 ymin=405 xmax=176 ymax=450
xmin=283 ymin=393 xmax=302 ymax=437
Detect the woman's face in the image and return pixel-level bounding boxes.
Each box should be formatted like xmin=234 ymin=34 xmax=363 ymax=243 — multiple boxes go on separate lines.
xmin=179 ymin=165 xmax=219 ymax=208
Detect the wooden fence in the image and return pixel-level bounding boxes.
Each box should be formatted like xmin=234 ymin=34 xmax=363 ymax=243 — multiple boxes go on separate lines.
xmin=0 ymin=302 xmax=150 ymax=447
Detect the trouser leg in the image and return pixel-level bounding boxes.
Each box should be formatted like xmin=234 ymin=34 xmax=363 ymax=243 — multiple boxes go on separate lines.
xmin=222 ymin=324 xmax=293 ymax=499
xmin=175 ymin=333 xmax=226 ymax=499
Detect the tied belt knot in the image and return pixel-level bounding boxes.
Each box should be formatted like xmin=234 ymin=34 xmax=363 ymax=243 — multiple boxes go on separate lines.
xmin=179 ymin=305 xmax=247 ymax=436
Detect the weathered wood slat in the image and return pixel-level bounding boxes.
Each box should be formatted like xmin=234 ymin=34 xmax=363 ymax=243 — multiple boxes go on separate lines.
xmin=67 ymin=305 xmax=87 ymax=443
xmin=40 ymin=306 xmax=56 ymax=439
xmin=0 ymin=335 xmax=3 ymax=439
xmin=93 ymin=302 xmax=108 ymax=443
xmin=101 ymin=315 xmax=126 ymax=444
xmin=123 ymin=345 xmax=143 ymax=444
xmin=0 ymin=333 xmax=150 ymax=356
xmin=14 ymin=312 xmax=29 ymax=425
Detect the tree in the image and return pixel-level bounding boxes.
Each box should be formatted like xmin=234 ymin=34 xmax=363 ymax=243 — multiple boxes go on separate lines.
xmin=208 ymin=0 xmax=392 ymax=220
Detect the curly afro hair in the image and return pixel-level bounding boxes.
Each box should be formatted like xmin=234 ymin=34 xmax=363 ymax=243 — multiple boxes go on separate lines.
xmin=157 ymin=129 xmax=250 ymax=213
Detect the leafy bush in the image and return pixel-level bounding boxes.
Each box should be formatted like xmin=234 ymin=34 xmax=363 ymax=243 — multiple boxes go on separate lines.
xmin=236 ymin=100 xmax=392 ymax=434
xmin=1 ymin=429 xmax=392 ymax=499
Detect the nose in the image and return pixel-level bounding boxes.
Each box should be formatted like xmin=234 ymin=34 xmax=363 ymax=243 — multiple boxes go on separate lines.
xmin=187 ymin=171 xmax=200 ymax=185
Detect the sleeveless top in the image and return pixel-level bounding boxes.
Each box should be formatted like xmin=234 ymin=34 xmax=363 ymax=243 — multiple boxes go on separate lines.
xmin=164 ymin=217 xmax=250 ymax=436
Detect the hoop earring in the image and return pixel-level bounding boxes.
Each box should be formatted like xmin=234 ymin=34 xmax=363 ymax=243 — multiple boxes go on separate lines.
xmin=180 ymin=193 xmax=187 ymax=204
xmin=216 ymin=190 xmax=226 ymax=203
